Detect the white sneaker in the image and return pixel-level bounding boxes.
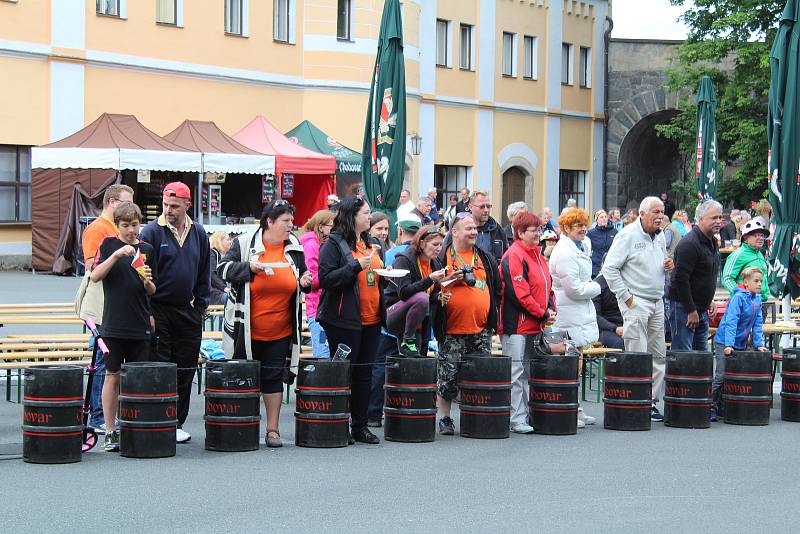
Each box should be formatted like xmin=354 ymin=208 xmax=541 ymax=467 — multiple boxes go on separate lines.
xmin=577 ymin=407 xmax=596 ymax=425
xmin=510 ymin=422 xmax=535 ymax=434
xmin=577 ymin=418 xmax=586 ymax=429
xmin=176 ymin=428 xmax=191 ymax=443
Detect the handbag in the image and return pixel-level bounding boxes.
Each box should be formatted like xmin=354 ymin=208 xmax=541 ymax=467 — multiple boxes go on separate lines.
xmin=74 ymin=269 xmax=104 ymax=323
xmin=528 ymin=331 xmax=570 ymax=357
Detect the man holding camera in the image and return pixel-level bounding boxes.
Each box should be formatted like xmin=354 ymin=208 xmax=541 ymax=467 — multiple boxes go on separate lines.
xmin=433 ymin=213 xmax=501 ymax=435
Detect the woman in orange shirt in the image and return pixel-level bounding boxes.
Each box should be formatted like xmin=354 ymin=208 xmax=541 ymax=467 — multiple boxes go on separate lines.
xmin=317 ymin=196 xmax=385 ymax=445
xmin=217 ymin=200 xmax=312 ymax=448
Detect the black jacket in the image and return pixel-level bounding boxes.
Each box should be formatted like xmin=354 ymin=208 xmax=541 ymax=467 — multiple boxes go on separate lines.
xmin=593 ymin=275 xmax=622 ymax=333
xmin=317 ymin=232 xmax=386 ymax=330
xmin=586 ymin=222 xmax=618 ymax=278
xmin=719 ymin=221 xmax=737 ymax=243
xmin=442 ymin=216 xmax=508 ymax=264
xmin=455 ymin=199 xmax=469 ymax=214
xmin=384 ymin=248 xmax=442 ymax=337
xmin=667 ymin=226 xmax=720 ymax=313
xmin=432 ymin=245 xmax=501 ymax=341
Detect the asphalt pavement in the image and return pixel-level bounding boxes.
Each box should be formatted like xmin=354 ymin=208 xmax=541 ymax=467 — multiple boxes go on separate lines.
xmin=0 ymin=272 xmax=797 ymax=533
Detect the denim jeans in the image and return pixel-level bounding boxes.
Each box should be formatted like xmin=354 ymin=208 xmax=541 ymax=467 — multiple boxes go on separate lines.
xmin=307 ymin=316 xmax=330 ymax=359
xmin=668 ymin=300 xmax=709 ymax=352
xmin=367 ymin=333 xmax=400 ymax=422
xmin=88 ymin=334 xmax=106 ymax=427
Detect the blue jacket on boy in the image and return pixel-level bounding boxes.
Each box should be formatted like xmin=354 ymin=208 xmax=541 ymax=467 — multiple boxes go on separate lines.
xmin=713 ymin=286 xmax=764 ymax=350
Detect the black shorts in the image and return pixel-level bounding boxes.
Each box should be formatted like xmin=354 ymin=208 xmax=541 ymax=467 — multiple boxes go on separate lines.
xmin=103 ymin=337 xmax=152 ymax=373
xmin=251 ymin=336 xmax=292 ymax=394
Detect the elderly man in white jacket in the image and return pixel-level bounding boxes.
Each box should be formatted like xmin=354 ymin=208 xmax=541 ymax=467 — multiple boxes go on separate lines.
xmin=601 ymin=196 xmax=674 ymax=423
xmin=550 ymin=208 xmax=601 ymax=427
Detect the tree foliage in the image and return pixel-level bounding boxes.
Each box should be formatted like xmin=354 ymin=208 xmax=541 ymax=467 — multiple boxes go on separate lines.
xmin=657 ymin=0 xmax=785 ymax=208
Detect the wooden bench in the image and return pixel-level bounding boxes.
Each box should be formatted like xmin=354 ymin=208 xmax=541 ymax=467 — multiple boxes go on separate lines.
xmin=0 ymin=315 xmax=84 ymax=325
xmin=1 ymin=349 xmax=92 ymax=402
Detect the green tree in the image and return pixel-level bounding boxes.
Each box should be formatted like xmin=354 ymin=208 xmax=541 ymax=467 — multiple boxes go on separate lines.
xmin=657 ymin=0 xmax=784 ymax=208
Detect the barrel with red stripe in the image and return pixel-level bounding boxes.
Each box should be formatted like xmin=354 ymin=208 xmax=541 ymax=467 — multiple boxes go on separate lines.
xmin=294 ymin=360 xmax=350 ymax=448
xmin=383 ymin=356 xmax=437 ymax=443
xmin=723 ymin=350 xmax=772 ymax=426
xmin=664 ymin=350 xmax=713 ymax=429
xmin=119 ymin=362 xmax=178 ymax=458
xmin=22 ymin=365 xmax=84 ymax=464
xmin=458 ymin=354 xmax=511 ymax=439
xmin=528 ymin=354 xmax=579 ymax=435
xmin=781 ymin=349 xmax=800 ymax=422
xmin=603 ymin=352 xmax=652 ymax=431
xmin=204 ymin=360 xmax=261 ymax=452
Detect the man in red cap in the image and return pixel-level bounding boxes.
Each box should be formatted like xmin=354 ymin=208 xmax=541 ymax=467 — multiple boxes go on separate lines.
xmin=140 ymin=182 xmax=211 ymax=443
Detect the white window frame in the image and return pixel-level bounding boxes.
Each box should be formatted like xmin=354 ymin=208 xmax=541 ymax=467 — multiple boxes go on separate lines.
xmin=224 ymin=0 xmax=246 ymax=36
xmin=579 ymin=46 xmax=592 ymax=88
xmin=436 ymin=19 xmax=452 ymax=68
xmin=156 ymin=0 xmax=184 ymax=26
xmin=96 ymin=0 xmax=126 ymax=18
xmin=337 ymin=0 xmax=353 ymax=41
xmin=562 ymin=43 xmax=574 ymax=86
xmin=502 ymin=32 xmax=517 ymax=77
xmin=274 ymin=0 xmax=295 ymax=43
xmin=523 ymin=35 xmax=538 ymax=80
xmin=459 ymin=24 xmax=475 ymax=71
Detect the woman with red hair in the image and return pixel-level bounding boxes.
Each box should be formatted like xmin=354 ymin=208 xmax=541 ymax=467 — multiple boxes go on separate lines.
xmin=499 ymin=211 xmax=556 ymax=434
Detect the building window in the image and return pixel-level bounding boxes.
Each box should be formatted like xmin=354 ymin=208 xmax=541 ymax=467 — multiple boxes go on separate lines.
xmin=96 ymin=0 xmax=119 ymax=16
xmin=337 ymin=0 xmax=352 ymax=40
xmin=156 ymin=0 xmax=177 ymax=25
xmin=459 ymin=24 xmax=473 ymax=70
xmin=0 ymin=146 xmax=31 ymax=223
xmin=225 ymin=0 xmax=243 ymax=35
xmin=274 ymin=0 xmax=289 ymax=41
xmin=562 ymin=43 xmax=574 ymax=85
xmin=579 ymin=46 xmax=592 ymax=88
xmin=559 ymin=170 xmax=586 ymax=211
xmin=434 ymin=165 xmax=470 ymax=209
xmin=523 ymin=35 xmax=538 ymax=80
xmin=502 ymin=32 xmax=516 ymax=77
xmin=436 ymin=19 xmax=450 ymax=67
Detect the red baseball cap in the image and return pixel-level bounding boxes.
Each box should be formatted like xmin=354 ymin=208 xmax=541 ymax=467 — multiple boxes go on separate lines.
xmin=163 ymin=182 xmax=191 ymax=200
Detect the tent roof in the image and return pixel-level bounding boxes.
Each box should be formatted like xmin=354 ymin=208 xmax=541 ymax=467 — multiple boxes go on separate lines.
xmin=285 ymin=120 xmax=361 ymax=176
xmin=164 ymin=120 xmax=275 ymax=174
xmin=232 ymin=116 xmax=336 ymax=175
xmin=31 ymin=113 xmax=202 ymax=171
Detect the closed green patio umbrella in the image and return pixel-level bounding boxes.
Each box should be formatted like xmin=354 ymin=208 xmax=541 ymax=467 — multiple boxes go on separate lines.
xmin=695 ymin=75 xmax=718 ymax=200
xmin=767 ymin=0 xmax=800 ymax=298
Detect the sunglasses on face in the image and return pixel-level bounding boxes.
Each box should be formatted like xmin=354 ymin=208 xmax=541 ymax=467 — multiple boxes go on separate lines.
xmin=455 ymin=212 xmax=474 ymax=220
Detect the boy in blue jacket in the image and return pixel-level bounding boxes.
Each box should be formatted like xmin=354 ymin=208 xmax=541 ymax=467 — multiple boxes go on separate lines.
xmin=711 ymin=266 xmax=769 ymax=421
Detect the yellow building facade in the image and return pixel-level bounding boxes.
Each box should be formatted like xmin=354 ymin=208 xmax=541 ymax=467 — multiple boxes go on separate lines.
xmin=0 ymin=0 xmax=609 ymax=258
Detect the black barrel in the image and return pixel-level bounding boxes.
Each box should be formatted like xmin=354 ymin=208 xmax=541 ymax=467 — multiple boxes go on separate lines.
xmin=119 ymin=362 xmax=178 ymax=458
xmin=527 ymin=354 xmax=579 ymax=435
xmin=603 ymin=352 xmax=653 ymax=431
xmin=295 ymin=360 xmax=350 ymax=448
xmin=723 ymin=350 xmax=772 ymax=426
xmin=458 ymin=354 xmax=511 ymax=439
xmin=204 ymin=360 xmax=261 ymax=452
xmin=384 ymin=357 xmax=437 ymax=443
xmin=781 ymin=349 xmax=800 ymax=422
xmin=22 ymin=366 xmax=84 ymax=464
xmin=664 ymin=350 xmax=713 ymax=429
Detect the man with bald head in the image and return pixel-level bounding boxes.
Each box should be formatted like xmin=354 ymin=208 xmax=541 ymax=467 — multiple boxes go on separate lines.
xmin=602 ymin=196 xmax=674 ymax=422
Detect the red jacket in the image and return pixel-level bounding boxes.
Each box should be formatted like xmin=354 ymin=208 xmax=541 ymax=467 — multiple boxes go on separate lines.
xmin=499 ymin=240 xmax=554 ymax=335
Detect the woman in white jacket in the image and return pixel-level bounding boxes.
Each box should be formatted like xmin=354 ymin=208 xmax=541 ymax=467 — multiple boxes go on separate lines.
xmin=549 ymin=208 xmax=601 ymax=426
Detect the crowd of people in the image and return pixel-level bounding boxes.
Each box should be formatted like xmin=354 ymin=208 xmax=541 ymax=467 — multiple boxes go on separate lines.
xmin=79 ymin=182 xmax=776 ymax=451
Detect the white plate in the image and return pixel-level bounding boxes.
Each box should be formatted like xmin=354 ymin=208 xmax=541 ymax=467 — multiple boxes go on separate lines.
xmin=374 ymin=268 xmax=409 ymax=278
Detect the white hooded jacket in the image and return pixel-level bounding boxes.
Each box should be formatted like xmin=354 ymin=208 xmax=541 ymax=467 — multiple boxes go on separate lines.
xmin=549 ymin=236 xmax=601 ymax=347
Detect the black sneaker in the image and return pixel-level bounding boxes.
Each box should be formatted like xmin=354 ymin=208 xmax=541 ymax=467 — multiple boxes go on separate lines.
xmin=439 ymin=416 xmax=455 ymax=435
xmin=104 ymin=430 xmax=120 ymax=452
xmin=650 ymin=405 xmax=664 ymax=422
xmin=399 ymin=340 xmax=419 ymax=358
xmin=352 ymin=428 xmax=380 ymax=444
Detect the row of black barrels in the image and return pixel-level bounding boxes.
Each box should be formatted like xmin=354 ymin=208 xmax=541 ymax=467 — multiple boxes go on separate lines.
xmin=21 ymin=348 xmax=800 ymax=461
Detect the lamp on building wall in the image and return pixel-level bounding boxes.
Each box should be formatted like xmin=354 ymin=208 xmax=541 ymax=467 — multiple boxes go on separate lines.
xmin=409 ymin=132 xmax=422 ymax=156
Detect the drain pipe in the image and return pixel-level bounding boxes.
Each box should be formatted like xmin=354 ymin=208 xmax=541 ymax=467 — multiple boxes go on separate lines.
xmin=603 ymin=15 xmax=614 ymax=208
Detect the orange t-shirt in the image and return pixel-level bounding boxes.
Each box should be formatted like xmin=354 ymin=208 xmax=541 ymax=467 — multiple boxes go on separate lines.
xmin=249 ymin=243 xmax=297 ymax=341
xmin=352 ymin=242 xmax=383 ymax=326
xmin=418 ymin=258 xmax=433 ymax=293
xmin=445 ymin=247 xmax=490 ymax=335
xmin=82 ymin=214 xmax=117 ymax=266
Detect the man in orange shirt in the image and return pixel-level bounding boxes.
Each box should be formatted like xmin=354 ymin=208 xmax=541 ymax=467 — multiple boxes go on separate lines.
xmin=433 ymin=213 xmax=501 ymax=435
xmin=79 ymin=184 xmax=134 ymax=431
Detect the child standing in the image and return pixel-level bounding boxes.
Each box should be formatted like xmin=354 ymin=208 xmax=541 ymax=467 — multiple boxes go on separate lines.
xmin=90 ymin=202 xmax=158 ymax=451
xmin=710 ymin=266 xmax=769 ymax=421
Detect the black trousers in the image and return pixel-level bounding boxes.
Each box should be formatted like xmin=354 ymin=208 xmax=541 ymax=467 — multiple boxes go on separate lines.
xmin=152 ymin=303 xmax=203 ymax=427
xmin=320 ymin=322 xmax=381 ymax=431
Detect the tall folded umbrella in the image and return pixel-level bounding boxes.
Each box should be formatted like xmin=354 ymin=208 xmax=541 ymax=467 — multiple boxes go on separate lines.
xmin=362 ymin=0 xmax=406 ymax=237
xmin=767 ymin=0 xmax=800 ymax=298
xmin=695 ymin=75 xmax=718 ymax=200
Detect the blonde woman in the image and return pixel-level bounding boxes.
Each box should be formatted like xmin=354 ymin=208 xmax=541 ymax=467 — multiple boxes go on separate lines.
xmin=209 ymin=230 xmax=232 ymax=305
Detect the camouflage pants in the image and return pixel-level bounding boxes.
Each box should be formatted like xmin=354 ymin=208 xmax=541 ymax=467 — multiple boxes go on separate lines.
xmin=437 ymin=330 xmax=493 ymax=400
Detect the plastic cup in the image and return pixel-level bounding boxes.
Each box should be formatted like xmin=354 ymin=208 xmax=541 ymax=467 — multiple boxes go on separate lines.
xmin=332 ymin=343 xmax=352 ymax=361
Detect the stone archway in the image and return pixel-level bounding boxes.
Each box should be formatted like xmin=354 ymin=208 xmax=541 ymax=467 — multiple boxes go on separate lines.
xmin=497 ymin=142 xmax=538 ymax=219
xmin=501 ymin=167 xmax=527 ymax=226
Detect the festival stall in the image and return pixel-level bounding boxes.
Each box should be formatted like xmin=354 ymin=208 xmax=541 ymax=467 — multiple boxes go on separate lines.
xmin=30 ymin=113 xmax=202 ymax=273
xmin=233 ymin=116 xmax=336 ymax=225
